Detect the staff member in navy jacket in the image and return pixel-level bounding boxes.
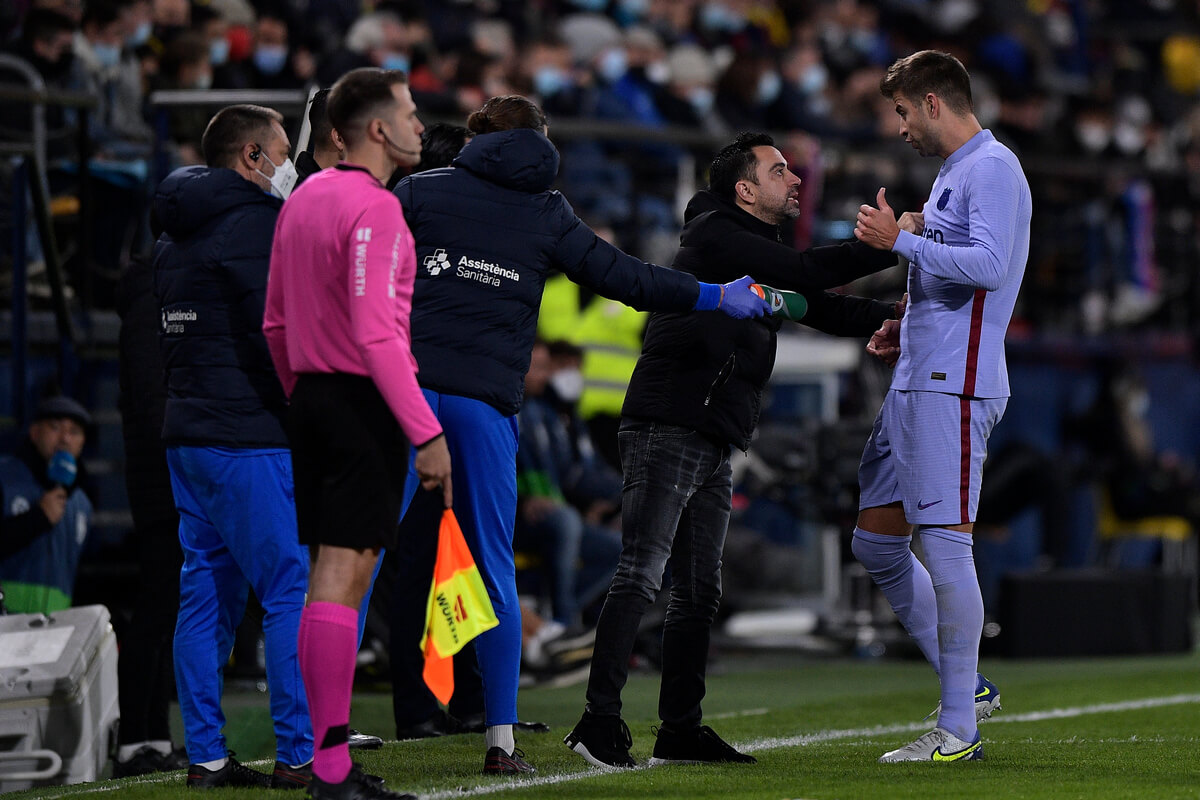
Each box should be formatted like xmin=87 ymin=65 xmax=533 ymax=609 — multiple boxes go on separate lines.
xmin=391 ymin=94 xmax=769 ymax=775
xmin=152 ymin=103 xmax=311 ymax=790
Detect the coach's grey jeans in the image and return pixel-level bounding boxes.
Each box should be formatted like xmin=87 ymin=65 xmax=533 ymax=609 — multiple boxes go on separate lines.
xmin=584 ymin=419 xmax=732 ymax=730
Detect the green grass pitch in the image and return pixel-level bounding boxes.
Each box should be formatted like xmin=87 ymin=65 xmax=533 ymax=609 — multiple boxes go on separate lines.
xmin=10 ymin=649 xmax=1200 ymax=799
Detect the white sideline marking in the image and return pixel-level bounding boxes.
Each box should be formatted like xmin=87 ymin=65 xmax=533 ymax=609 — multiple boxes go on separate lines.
xmin=63 ymin=694 xmax=1200 ymax=798
xmin=420 ymin=693 xmax=1200 ymax=800
xmin=709 ymin=707 xmax=769 ymax=720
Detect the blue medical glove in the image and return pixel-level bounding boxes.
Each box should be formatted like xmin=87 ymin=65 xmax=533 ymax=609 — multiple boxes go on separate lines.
xmin=716 ymin=275 xmax=771 ymax=319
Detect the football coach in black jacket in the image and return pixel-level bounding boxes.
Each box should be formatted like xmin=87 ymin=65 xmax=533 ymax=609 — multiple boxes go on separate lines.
xmin=565 ymin=131 xmax=904 ymax=768
xmin=390 ymin=95 xmax=769 ymax=774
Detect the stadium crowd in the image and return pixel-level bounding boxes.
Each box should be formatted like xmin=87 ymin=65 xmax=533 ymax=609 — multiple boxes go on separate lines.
xmin=1 ymin=0 xmax=1199 ymax=332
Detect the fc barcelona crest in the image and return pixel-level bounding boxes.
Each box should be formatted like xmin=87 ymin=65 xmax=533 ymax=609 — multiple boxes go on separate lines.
xmin=936 ymin=187 xmax=953 ymax=210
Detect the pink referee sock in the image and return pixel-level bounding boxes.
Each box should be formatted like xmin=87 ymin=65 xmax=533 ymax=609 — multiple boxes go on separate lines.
xmin=299 ymin=601 xmax=359 ymax=784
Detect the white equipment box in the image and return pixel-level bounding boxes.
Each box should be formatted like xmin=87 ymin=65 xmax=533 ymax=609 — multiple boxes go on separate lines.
xmin=0 ymin=605 xmax=120 ymax=791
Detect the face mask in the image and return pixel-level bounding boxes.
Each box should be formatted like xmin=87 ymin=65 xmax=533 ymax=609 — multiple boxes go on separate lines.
xmin=381 ymin=52 xmax=410 ymax=73
xmin=92 ymin=42 xmax=122 ymax=69
xmin=645 ymin=59 xmax=670 ymax=85
xmin=1113 ymin=122 xmax=1145 ymax=155
xmin=192 ymin=72 xmax=213 ymax=90
xmin=849 ymin=29 xmax=876 ymax=55
xmin=796 ymin=63 xmax=827 ymax=95
xmin=688 ymin=86 xmax=714 ymax=115
xmin=256 ymin=150 xmax=299 ymax=199
xmin=616 ymin=0 xmax=650 ymax=24
xmin=700 ymin=2 xmax=746 ymax=33
xmin=253 ymin=44 xmax=288 ymax=75
xmin=126 ymin=21 xmax=152 ymax=47
xmin=533 ymin=66 xmax=570 ymax=97
xmin=210 ymin=38 xmax=230 ymax=65
xmin=597 ymin=47 xmax=627 ymax=83
xmin=1075 ymin=122 xmax=1109 ymax=154
xmin=757 ymin=71 xmax=781 ymax=105
xmin=549 ymin=369 xmax=584 ymax=404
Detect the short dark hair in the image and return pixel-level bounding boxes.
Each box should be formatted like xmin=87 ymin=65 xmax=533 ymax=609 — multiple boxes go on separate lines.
xmin=416 ymin=123 xmax=472 ymax=171
xmin=708 ymin=131 xmax=775 ymax=202
xmin=307 ymin=88 xmax=334 ymax=154
xmin=201 ymin=104 xmax=284 ymax=168
xmin=82 ymin=0 xmax=124 ymax=31
xmin=161 ymin=32 xmax=209 ymax=77
xmin=327 ymin=67 xmax=408 ymax=148
xmin=880 ymin=50 xmax=973 ymax=115
xmin=20 ymin=9 xmax=75 ymax=47
xmin=466 ymin=95 xmax=547 ymax=135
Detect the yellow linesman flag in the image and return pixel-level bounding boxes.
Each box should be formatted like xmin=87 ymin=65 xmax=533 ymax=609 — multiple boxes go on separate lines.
xmin=421 ymin=508 xmax=499 ymax=703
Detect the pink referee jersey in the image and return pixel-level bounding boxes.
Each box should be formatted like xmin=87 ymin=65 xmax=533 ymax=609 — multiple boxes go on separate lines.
xmin=263 ymin=162 xmax=443 ymax=447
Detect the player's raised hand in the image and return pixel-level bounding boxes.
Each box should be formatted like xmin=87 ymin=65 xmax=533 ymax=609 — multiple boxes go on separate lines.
xmin=854 ymin=187 xmax=901 ymax=251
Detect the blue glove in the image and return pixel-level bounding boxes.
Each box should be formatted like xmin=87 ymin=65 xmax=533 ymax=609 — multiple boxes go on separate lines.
xmin=47 ymin=450 xmax=77 ymax=488
xmin=717 ymin=275 xmax=771 ymax=319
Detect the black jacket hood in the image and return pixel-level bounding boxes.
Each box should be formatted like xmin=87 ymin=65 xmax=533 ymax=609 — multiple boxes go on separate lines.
xmin=153 ymin=166 xmax=281 ymax=239
xmin=452 ymin=129 xmax=560 ymax=193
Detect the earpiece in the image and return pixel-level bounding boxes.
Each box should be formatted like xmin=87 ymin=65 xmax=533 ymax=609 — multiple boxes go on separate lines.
xmin=250 ymin=148 xmax=261 ymax=161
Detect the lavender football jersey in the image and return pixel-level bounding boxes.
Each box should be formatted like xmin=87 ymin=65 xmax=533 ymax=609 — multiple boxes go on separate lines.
xmin=890 ymin=130 xmax=1031 ymax=399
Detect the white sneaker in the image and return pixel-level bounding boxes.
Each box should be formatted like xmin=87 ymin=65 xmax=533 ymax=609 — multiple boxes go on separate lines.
xmin=878 ymin=728 xmax=984 ymax=763
xmin=926 ymin=672 xmax=1002 ymax=723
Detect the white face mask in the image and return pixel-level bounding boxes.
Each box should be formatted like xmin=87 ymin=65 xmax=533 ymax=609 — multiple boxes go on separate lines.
xmin=256 ymin=150 xmax=298 ymax=199
xmin=548 ymin=369 xmax=584 ymax=404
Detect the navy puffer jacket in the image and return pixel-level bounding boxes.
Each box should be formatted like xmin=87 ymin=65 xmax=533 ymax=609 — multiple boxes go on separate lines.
xmin=394 ymin=128 xmax=700 ymax=416
xmin=151 ymin=166 xmax=288 ymax=447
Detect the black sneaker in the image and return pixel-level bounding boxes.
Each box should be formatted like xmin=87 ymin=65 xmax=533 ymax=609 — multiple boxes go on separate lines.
xmin=270 ymin=760 xmax=311 ymax=790
xmin=186 ymin=754 xmax=272 ymax=788
xmin=309 ymin=764 xmax=414 ymax=800
xmin=347 ymin=729 xmax=384 ymax=750
xmin=395 ymin=709 xmax=461 ymax=740
xmin=113 ymin=747 xmax=168 ymax=778
xmin=482 ymin=746 xmax=536 ymax=775
xmin=563 ymin=713 xmax=636 ymax=768
xmin=164 ymin=746 xmax=190 ymax=771
xmin=648 ymin=725 xmax=757 ymax=765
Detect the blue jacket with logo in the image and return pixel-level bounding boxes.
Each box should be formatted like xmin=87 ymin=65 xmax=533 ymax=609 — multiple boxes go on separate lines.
xmin=393 ymin=128 xmax=701 ymax=416
xmin=0 ymin=441 xmax=93 ymax=613
xmin=151 ymin=166 xmax=288 ymax=447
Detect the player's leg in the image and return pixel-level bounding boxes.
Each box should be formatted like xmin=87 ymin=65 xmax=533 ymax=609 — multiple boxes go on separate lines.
xmin=852 ymin=392 xmax=939 ymax=669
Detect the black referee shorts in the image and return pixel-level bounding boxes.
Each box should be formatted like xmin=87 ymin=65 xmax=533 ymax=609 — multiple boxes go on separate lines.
xmin=289 ymin=373 xmax=410 ymax=551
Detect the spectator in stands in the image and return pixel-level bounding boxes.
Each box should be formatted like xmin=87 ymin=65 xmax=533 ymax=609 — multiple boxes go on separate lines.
xmin=154 ymin=32 xmax=212 ymax=164
xmin=152 ymin=103 xmax=310 ymax=789
xmin=190 ymin=4 xmax=232 ymax=82
xmin=70 ymin=0 xmax=156 ymax=290
xmin=295 ymin=88 xmax=343 ymax=184
xmin=0 ymin=396 xmax=93 ymax=615
xmin=220 ymin=7 xmax=308 ymax=90
xmin=111 ymin=257 xmax=187 ymax=778
xmin=391 ymin=93 xmax=768 ymax=775
xmin=654 ymin=43 xmax=726 ymax=136
xmin=316 ymin=11 xmax=408 ymax=88
xmin=515 ymin=338 xmax=623 ymax=632
xmin=565 ymin=131 xmax=900 ymax=769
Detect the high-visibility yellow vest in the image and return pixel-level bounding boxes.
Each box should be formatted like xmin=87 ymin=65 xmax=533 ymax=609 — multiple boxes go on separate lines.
xmin=537 ymin=273 xmax=581 ymax=344
xmin=571 ymin=299 xmax=646 ymax=420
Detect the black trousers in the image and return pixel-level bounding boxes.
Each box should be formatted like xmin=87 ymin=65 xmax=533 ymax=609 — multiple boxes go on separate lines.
xmin=117 ymin=442 xmax=182 ymax=745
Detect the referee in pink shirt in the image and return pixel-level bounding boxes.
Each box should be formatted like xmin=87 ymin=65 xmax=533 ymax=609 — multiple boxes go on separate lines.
xmin=264 ymin=67 xmax=452 ymax=800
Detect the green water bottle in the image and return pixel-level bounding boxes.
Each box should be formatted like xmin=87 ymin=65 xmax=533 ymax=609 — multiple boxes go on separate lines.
xmin=751 ymin=283 xmax=808 ymax=321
